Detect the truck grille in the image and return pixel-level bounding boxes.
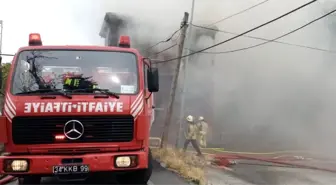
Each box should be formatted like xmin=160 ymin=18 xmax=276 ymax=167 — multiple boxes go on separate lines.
xmin=12 ymin=115 xmax=134 ymax=145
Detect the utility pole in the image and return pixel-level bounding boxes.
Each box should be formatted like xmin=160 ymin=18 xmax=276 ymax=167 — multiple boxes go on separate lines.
xmin=176 ymin=0 xmax=196 ymax=148
xmin=0 ymin=20 xmax=3 ymax=54
xmin=160 ymin=12 xmax=189 ymax=148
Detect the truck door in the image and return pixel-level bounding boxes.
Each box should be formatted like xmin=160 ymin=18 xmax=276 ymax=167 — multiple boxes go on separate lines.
xmin=143 ymin=63 xmax=154 ymax=128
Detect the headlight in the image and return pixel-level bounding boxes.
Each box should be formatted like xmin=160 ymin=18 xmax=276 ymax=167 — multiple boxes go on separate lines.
xmin=4 ymin=159 xmax=29 ymax=172
xmin=115 ymin=155 xmax=137 ymax=168
xmin=116 ymin=156 xmax=131 ymax=167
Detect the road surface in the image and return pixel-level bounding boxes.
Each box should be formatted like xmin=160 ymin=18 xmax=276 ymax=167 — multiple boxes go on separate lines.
xmin=4 ymin=148 xmax=336 ymax=185
xmin=4 ymin=160 xmax=190 ymax=185
xmin=207 ymin=160 xmax=336 ymax=185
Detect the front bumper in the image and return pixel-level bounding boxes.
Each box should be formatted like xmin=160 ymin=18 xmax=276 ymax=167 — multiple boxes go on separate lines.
xmin=0 ymin=150 xmax=148 ymax=175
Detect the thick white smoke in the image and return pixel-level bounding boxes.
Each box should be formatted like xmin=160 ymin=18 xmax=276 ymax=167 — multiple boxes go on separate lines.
xmin=70 ymin=0 xmax=336 ymax=157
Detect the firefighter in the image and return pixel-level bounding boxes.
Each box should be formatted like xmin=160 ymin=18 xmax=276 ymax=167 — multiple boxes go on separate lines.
xmin=183 ymin=115 xmax=203 ymax=157
xmin=197 ymin=116 xmax=208 ymax=148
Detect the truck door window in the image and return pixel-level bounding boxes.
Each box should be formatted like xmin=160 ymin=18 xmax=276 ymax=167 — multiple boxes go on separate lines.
xmin=11 ymin=50 xmax=139 ymax=95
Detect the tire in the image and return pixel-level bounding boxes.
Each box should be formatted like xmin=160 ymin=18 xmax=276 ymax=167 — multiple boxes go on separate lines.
xmin=117 ymin=149 xmax=153 ymax=185
xmin=19 ymin=176 xmax=41 ymax=185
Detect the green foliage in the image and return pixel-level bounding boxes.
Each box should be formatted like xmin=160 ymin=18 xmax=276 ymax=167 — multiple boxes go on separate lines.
xmin=0 ymin=63 xmax=10 ymax=109
xmin=1 ymin=63 xmax=11 ymax=91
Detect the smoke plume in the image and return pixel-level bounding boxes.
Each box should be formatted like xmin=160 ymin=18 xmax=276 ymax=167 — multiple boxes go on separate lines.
xmin=73 ymin=0 xmax=336 ymax=157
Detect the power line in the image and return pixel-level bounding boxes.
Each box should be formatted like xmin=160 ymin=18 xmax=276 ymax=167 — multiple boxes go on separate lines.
xmin=172 ymin=32 xmax=182 ymax=42
xmin=148 ymin=31 xmax=181 ymax=57
xmin=143 ymin=25 xmax=185 ymax=51
xmin=154 ymin=0 xmax=317 ymax=64
xmin=0 ymin=53 xmax=14 ymax=56
xmin=149 ymin=43 xmax=178 ymax=57
xmin=208 ymin=0 xmax=271 ymax=26
xmin=191 ymin=24 xmax=336 ymax=53
xmin=196 ymin=8 xmax=336 ymax=54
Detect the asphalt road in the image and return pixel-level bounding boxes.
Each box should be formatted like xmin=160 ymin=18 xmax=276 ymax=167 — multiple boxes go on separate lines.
xmin=5 ymin=160 xmax=190 ymax=185
xmin=207 ymin=160 xmax=336 ymax=185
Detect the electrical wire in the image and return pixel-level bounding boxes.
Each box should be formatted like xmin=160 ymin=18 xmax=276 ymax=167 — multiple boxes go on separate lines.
xmin=149 ymin=43 xmax=178 ymax=57
xmin=149 ymin=32 xmax=181 ymax=57
xmin=154 ymin=0 xmax=317 ymax=64
xmin=149 ymin=0 xmax=270 ymax=56
xmin=0 ymin=53 xmax=14 ymax=56
xmin=151 ymin=0 xmax=270 ymax=60
xmin=172 ymin=32 xmax=182 ymax=42
xmin=198 ymin=8 xmax=336 ymax=54
xmin=191 ymin=24 xmax=336 ymax=54
xmin=208 ymin=0 xmax=271 ymax=26
xmin=143 ymin=24 xmax=185 ymax=52
xmin=144 ymin=0 xmax=269 ymax=51
xmin=147 ymin=25 xmax=182 ymax=57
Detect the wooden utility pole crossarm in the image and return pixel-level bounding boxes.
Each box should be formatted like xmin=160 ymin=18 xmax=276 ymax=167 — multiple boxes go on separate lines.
xmin=160 ymin=12 xmax=189 ymax=148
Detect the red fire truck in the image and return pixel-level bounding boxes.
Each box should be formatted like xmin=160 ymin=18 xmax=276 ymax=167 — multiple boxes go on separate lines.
xmin=0 ymin=33 xmax=159 ymax=184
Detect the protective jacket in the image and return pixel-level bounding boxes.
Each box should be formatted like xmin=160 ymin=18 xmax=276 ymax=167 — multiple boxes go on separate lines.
xmin=185 ymin=122 xmax=198 ymax=140
xmin=198 ymin=121 xmax=208 ymax=135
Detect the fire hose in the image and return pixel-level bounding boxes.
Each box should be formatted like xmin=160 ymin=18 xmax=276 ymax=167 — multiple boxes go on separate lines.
xmin=211 ymin=151 xmax=336 ymax=173
xmin=149 ymin=137 xmax=336 ymax=173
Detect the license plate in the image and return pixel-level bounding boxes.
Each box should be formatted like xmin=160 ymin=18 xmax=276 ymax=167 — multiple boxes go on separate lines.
xmin=53 ymin=165 xmax=89 ymax=174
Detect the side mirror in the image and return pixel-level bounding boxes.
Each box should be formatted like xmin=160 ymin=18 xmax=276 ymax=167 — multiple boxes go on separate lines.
xmin=147 ymin=67 xmax=159 ymax=92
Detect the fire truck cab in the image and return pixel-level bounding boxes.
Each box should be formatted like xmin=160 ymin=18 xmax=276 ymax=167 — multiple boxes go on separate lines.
xmin=0 ymin=33 xmax=159 ymax=184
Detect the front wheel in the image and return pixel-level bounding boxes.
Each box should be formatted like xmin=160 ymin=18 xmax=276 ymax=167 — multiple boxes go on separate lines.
xmin=117 ymin=149 xmax=153 ymax=185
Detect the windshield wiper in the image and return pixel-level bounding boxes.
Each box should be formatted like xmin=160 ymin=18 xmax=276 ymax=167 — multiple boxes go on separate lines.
xmin=70 ymin=88 xmax=120 ymax=99
xmin=16 ymin=89 xmax=72 ymax=99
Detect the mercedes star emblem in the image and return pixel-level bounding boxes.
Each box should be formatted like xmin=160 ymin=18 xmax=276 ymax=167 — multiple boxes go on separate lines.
xmin=63 ymin=120 xmax=84 ymax=140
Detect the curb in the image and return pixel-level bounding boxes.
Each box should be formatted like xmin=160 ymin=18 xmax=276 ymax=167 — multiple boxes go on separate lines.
xmin=155 ymin=159 xmax=199 ymax=185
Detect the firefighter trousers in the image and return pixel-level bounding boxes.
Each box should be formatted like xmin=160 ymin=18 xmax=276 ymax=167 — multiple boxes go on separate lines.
xmin=199 ymin=133 xmax=207 ymax=148
xmin=183 ymin=139 xmax=203 ymax=156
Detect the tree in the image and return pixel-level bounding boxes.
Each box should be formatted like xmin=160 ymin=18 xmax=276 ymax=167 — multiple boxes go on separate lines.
xmin=0 ymin=63 xmax=11 ymax=110
xmin=2 ymin=63 xmax=11 ymax=91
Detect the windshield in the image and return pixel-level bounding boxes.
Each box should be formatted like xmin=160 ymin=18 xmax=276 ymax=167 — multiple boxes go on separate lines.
xmin=11 ymin=50 xmax=139 ymax=95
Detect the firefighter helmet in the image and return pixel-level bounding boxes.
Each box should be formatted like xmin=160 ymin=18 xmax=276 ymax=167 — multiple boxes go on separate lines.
xmin=198 ymin=116 xmax=204 ymax=121
xmin=186 ymin=115 xmax=194 ymax=122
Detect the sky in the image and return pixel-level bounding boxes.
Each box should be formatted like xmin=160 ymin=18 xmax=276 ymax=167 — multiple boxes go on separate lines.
xmin=2 ymin=0 xmax=336 ymax=153
xmin=0 ymin=0 xmax=332 ymax=59
xmin=0 ymin=0 xmax=186 ymax=58
xmin=0 ymin=0 xmax=189 ymax=63
xmin=0 ymin=0 xmax=102 ymax=63
xmin=0 ymin=0 xmax=333 ymax=58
